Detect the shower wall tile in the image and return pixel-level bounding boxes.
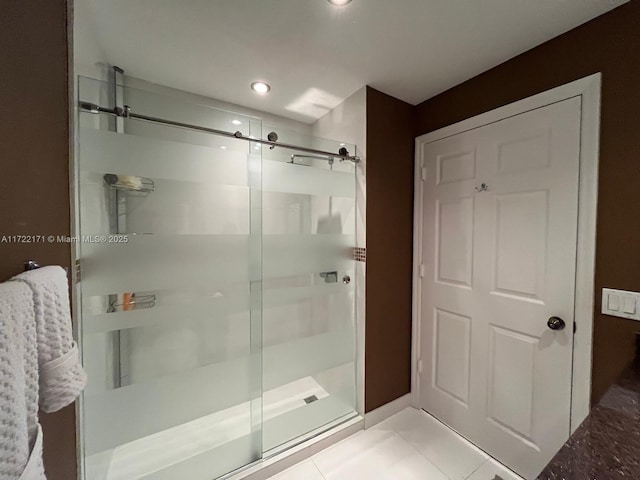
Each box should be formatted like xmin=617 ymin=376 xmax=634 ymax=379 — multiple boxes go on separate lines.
xmin=354 ymin=247 xmax=367 ymax=263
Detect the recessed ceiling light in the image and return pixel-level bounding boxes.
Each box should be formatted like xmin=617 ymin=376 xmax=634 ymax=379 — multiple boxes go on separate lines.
xmin=328 ymin=0 xmax=352 ymax=5
xmin=232 ymin=119 xmax=242 ymax=125
xmin=251 ymin=82 xmax=271 ymax=95
xmin=220 ymin=146 xmax=227 ymax=150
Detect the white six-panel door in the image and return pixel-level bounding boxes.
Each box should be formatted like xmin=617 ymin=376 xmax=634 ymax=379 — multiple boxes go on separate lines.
xmin=419 ymin=97 xmax=582 ymax=480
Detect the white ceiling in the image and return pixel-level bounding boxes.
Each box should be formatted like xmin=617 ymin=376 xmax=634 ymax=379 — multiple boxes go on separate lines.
xmin=82 ymin=0 xmax=625 ymax=123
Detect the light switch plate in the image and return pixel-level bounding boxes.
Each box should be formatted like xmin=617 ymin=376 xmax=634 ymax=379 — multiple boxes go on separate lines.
xmin=602 ymin=288 xmax=640 ymax=321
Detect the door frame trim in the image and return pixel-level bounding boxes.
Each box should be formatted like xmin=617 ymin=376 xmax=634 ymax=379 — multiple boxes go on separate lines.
xmin=411 ymin=73 xmax=601 ymax=433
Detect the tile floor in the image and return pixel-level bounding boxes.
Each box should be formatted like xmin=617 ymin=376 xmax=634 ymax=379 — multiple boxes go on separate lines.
xmin=268 ymin=408 xmax=524 ymax=480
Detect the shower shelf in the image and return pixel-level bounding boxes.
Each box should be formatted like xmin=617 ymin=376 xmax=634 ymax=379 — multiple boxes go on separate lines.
xmin=107 ymin=294 xmax=156 ymax=313
xmin=104 ymin=173 xmax=155 ymax=193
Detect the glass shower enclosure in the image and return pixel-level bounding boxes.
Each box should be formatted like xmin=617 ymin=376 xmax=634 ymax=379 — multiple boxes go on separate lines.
xmin=75 ymin=77 xmax=359 ymax=479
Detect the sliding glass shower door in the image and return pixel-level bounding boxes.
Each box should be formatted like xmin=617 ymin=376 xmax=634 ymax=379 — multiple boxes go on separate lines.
xmin=76 ymin=77 xmax=357 ymax=480
xmin=260 ymin=129 xmax=358 ymax=453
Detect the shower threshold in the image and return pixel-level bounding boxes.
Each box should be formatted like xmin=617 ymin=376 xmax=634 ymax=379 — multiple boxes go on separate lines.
xmin=225 ymin=412 xmax=362 ymax=480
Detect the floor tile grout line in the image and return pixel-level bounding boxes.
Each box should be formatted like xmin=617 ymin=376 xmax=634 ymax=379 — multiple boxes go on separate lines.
xmin=308 ymin=428 xmax=366 ymax=469
xmin=310 ymin=426 xmax=451 ymax=480
xmin=389 ymin=430 xmax=453 ymax=480
xmin=381 ymin=409 xmax=488 ymax=479
xmin=310 ymin=429 xmax=378 ymax=479
xmin=269 ymin=408 xmax=523 ymax=480
xmin=408 ymin=410 xmax=524 ymax=480
xmin=309 ymin=457 xmax=327 ymax=480
xmin=418 ymin=409 xmax=490 ymax=459
xmin=464 ymin=458 xmax=489 ymax=479
xmin=372 ymin=415 xmax=453 ymax=479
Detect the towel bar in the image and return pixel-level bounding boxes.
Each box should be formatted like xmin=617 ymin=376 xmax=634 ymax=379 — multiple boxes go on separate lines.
xmin=24 ymin=260 xmax=40 ymax=271
xmin=23 ymin=261 xmax=70 ymax=276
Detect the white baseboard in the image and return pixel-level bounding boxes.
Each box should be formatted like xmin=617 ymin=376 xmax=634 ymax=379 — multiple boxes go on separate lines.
xmin=364 ymin=393 xmax=412 ymax=429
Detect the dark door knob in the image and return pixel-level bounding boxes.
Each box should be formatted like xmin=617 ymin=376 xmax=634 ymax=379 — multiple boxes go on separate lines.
xmin=547 ymin=316 xmax=566 ymax=331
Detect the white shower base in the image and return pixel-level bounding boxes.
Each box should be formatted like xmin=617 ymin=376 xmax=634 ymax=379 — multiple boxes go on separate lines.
xmin=85 ymin=377 xmax=355 ymax=480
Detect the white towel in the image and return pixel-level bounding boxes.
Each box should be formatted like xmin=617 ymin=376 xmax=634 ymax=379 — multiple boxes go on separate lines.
xmin=0 ymin=266 xmax=87 ymax=479
xmin=0 ymin=281 xmax=41 ymax=479
xmin=11 ymin=266 xmax=87 ymax=413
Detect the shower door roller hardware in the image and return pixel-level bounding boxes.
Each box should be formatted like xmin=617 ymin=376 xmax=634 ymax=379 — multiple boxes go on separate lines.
xmin=343 ymin=275 xmax=351 ymax=285
xmin=267 ymin=131 xmax=278 ymax=149
xmin=320 ymin=271 xmax=338 ymax=283
xmin=475 ymin=183 xmax=489 ymax=192
xmin=547 ymin=316 xmax=566 ymax=330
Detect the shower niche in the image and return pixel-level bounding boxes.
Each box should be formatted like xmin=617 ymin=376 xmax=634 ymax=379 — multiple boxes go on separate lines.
xmin=76 ymin=77 xmax=359 ymax=480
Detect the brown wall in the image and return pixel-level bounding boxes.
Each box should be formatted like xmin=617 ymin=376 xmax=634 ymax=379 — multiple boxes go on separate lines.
xmin=365 ymin=87 xmax=416 ymax=412
xmin=414 ymin=1 xmax=640 ymax=403
xmin=0 ymin=1 xmax=76 ymax=478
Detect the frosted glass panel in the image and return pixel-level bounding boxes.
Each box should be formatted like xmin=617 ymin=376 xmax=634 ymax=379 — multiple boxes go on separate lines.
xmin=84 ymin=357 xmax=252 ymax=454
xmin=80 ymin=235 xmax=251 ymax=294
xmin=261 ymin=124 xmax=358 ymax=453
xmin=80 ymin=128 xmax=249 ymax=186
xmin=263 ymin=160 xmax=354 ymax=198
xmin=78 ymin=77 xmax=262 ymax=480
